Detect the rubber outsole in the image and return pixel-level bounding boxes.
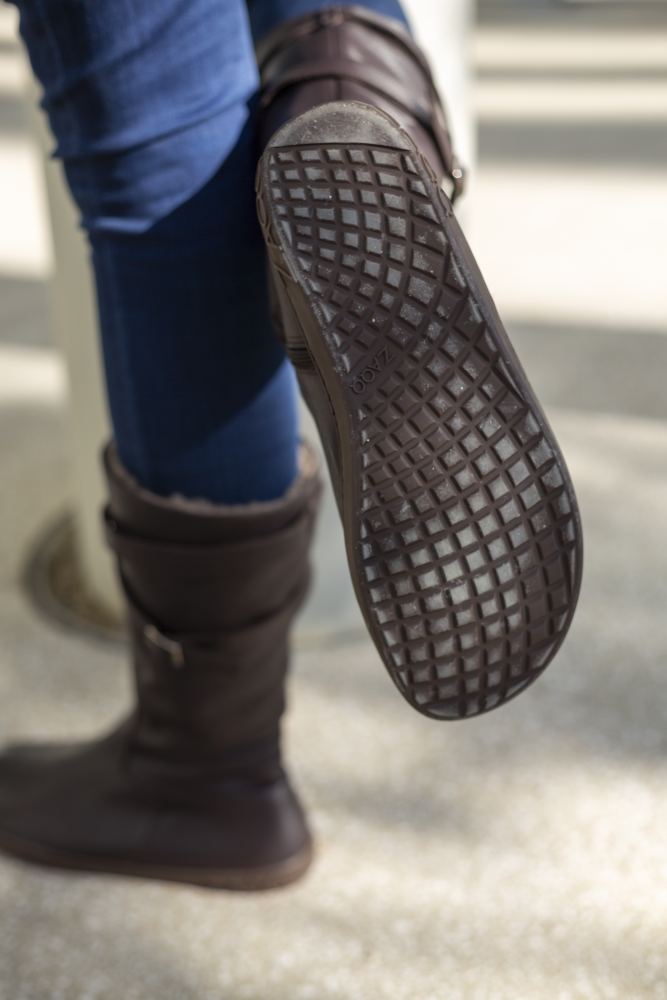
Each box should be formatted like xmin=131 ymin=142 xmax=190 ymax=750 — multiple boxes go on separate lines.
xmin=0 ymin=831 xmax=313 ymax=891
xmin=257 ymin=101 xmax=583 ymax=720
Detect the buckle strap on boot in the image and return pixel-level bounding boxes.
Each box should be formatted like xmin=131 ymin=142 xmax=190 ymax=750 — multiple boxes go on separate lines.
xmin=125 ymin=595 xmax=295 ymax=765
xmin=123 ymin=573 xmax=310 ymax=674
xmin=257 ymin=4 xmax=466 ymax=203
xmin=103 ymin=502 xmax=315 ymax=573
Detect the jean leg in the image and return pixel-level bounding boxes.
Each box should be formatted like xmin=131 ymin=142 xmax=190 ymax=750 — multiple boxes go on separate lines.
xmin=247 ymin=0 xmax=410 ymax=43
xmin=12 ymin=0 xmax=299 ymax=503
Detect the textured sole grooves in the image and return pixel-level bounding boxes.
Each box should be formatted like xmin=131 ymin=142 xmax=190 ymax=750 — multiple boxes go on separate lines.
xmin=263 ymin=131 xmax=581 ymax=719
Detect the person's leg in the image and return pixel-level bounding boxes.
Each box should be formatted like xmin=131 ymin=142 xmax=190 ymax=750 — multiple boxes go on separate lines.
xmin=12 ymin=0 xmax=298 ymax=503
xmin=0 ymin=0 xmax=324 ymax=890
xmin=247 ymin=0 xmax=410 ymax=41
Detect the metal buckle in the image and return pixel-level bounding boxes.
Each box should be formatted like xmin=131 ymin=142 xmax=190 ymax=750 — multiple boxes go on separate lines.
xmin=143 ymin=624 xmax=185 ymax=669
xmin=449 ymin=158 xmax=466 ymax=204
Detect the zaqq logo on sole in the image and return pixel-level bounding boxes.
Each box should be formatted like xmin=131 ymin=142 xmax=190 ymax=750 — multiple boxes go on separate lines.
xmin=349 ymin=347 xmax=394 ymax=395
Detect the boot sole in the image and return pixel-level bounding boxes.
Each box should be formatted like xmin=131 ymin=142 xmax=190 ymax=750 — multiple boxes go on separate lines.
xmin=0 ymin=830 xmax=313 ymax=891
xmin=257 ymin=101 xmax=583 ymax=720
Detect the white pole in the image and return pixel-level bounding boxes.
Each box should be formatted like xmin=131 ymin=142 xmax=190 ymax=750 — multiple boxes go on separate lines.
xmin=26 ymin=86 xmax=121 ymax=618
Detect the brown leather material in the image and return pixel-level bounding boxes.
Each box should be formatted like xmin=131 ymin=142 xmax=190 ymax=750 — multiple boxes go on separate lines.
xmin=0 ymin=444 xmax=323 ymax=889
xmin=256 ymin=5 xmax=465 ymax=201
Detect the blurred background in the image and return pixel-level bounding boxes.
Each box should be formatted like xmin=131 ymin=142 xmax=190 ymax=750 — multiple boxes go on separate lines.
xmin=1 ymin=0 xmax=666 ymax=997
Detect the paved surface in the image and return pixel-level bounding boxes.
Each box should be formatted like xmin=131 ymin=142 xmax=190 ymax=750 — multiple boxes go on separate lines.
xmin=1 ymin=2 xmax=667 ymax=998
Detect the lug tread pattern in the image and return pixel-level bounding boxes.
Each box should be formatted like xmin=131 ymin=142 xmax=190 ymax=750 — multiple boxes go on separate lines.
xmin=265 ymin=142 xmax=580 ymax=718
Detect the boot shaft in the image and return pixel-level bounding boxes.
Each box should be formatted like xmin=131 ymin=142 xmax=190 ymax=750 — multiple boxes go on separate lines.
xmin=103 ymin=443 xmax=322 ymax=774
xmin=256 ymin=5 xmax=465 ymax=202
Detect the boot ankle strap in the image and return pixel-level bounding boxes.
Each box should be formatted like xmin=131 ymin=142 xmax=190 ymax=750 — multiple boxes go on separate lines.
xmin=126 ymin=578 xmax=308 ymax=673
xmin=257 ymin=4 xmax=466 ymax=203
xmin=103 ymin=503 xmax=314 ymax=570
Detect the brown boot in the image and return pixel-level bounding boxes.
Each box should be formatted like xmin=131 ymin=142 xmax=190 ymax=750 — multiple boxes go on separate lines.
xmin=255 ymin=7 xmax=582 ymax=720
xmin=0 ymin=443 xmax=322 ymax=890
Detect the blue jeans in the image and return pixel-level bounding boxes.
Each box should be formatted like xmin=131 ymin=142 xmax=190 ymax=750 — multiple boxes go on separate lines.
xmin=12 ymin=0 xmax=409 ymax=503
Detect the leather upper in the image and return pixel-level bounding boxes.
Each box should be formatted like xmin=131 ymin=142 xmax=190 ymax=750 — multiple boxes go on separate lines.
xmin=257 ymin=5 xmax=465 ymax=202
xmin=102 ymin=441 xmax=323 ymax=778
xmin=0 ymin=444 xmax=322 ymax=878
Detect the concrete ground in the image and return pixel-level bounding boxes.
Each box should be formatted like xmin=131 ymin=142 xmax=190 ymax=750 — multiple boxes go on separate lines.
xmin=1 ymin=1 xmax=667 ymax=998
